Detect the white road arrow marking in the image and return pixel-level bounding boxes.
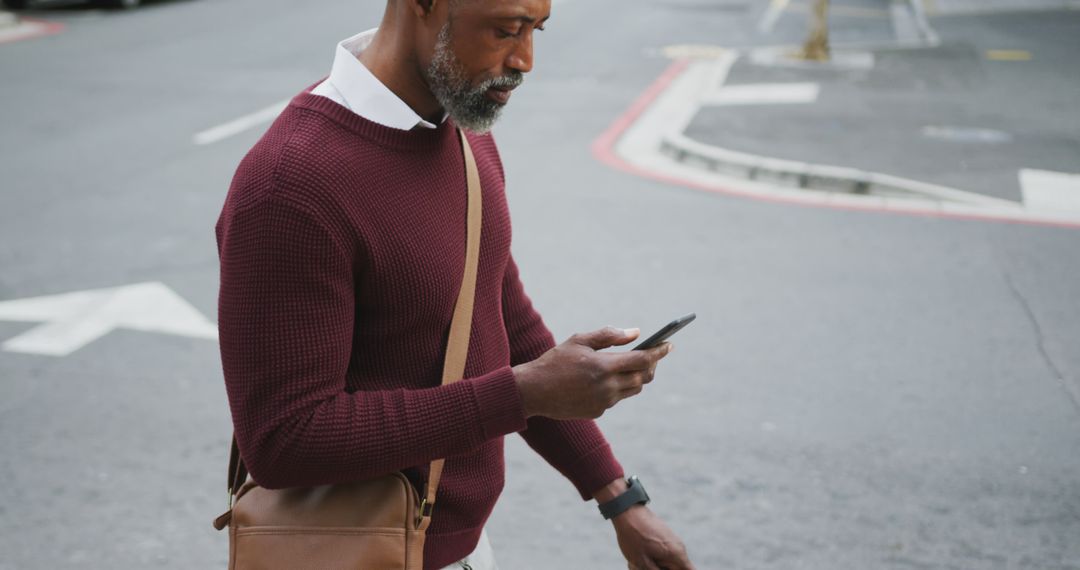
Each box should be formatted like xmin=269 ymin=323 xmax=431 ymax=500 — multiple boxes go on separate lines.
xmin=0 ymin=282 xmax=218 ymax=356
xmin=1021 ymin=169 xmax=1080 ymax=213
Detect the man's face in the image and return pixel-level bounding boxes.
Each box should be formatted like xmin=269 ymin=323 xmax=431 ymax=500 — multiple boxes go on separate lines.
xmin=422 ymin=0 xmax=551 ymax=133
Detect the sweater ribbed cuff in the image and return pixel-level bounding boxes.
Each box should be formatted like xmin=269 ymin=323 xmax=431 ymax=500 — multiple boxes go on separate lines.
xmin=469 ymin=366 xmax=528 ymax=440
xmin=562 ymin=443 xmax=625 ymax=501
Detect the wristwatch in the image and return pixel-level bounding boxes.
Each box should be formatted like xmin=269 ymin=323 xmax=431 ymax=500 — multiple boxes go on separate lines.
xmin=597 ymin=476 xmax=651 ymax=520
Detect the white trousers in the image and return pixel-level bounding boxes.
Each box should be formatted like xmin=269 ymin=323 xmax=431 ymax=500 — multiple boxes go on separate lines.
xmin=437 ymin=529 xmax=498 ymax=570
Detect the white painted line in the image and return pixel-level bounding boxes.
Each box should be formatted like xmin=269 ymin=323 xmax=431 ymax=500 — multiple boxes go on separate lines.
xmin=661 ymin=44 xmax=733 ymax=60
xmin=907 ymin=0 xmax=941 ymax=45
xmin=890 ymin=1 xmax=922 ymax=43
xmin=825 ymin=4 xmax=890 ymax=18
xmin=1021 ymin=169 xmax=1080 ymax=213
xmin=701 ymin=82 xmax=820 ymax=106
xmin=193 ymin=99 xmax=289 ymax=146
xmin=616 ymin=54 xmax=738 ymax=163
xmin=0 ymin=282 xmax=218 ymax=357
xmin=757 ymin=0 xmax=791 ymax=33
xmin=921 ymin=125 xmax=1012 ymax=143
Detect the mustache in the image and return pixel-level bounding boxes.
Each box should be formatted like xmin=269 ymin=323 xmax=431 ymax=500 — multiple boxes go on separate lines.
xmin=479 ymin=70 xmax=524 ymax=91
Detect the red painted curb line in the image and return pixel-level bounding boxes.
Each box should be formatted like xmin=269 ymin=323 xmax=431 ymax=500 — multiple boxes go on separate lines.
xmin=0 ymin=17 xmax=65 ymax=45
xmin=590 ymin=59 xmax=1080 ymax=231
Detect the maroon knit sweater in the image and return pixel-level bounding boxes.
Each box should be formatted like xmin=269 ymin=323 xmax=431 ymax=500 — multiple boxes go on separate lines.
xmin=215 ymin=87 xmax=623 ymax=569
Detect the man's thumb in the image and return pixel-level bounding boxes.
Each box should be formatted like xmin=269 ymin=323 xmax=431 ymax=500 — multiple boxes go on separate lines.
xmin=575 ymin=326 xmax=640 ymax=350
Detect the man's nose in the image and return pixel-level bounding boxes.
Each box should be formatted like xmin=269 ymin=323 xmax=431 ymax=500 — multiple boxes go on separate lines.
xmin=505 ymin=34 xmax=534 ymax=74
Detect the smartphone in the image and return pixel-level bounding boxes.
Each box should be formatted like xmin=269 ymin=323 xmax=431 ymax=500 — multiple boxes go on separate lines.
xmin=632 ymin=313 xmax=696 ymax=350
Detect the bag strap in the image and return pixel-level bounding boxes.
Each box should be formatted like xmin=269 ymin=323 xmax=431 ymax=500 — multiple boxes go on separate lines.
xmin=224 ymin=129 xmax=484 ymax=526
xmin=420 ymin=129 xmax=483 ymax=526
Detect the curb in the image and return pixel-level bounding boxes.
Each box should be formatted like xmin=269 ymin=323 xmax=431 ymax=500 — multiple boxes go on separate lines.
xmin=659 ymin=131 xmax=1022 ymax=209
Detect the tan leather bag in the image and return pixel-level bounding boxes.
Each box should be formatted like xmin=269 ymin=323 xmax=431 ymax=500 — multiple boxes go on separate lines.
xmin=212 ymin=129 xmax=484 ymax=570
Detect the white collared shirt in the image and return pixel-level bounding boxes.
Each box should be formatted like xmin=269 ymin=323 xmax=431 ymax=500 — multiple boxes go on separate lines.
xmin=311 ymin=29 xmax=446 ymax=130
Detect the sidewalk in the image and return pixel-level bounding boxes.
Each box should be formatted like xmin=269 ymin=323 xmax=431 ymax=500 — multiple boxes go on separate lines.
xmin=664 ymin=7 xmax=1080 ymax=218
xmin=924 ymin=0 xmax=1080 ymax=15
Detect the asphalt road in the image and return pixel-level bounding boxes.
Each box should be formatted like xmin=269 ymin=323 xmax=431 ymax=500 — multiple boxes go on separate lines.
xmin=1 ymin=0 xmax=1078 ymax=568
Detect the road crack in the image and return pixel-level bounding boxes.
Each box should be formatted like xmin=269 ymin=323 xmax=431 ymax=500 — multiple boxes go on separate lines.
xmin=999 ymin=268 xmax=1080 ymax=415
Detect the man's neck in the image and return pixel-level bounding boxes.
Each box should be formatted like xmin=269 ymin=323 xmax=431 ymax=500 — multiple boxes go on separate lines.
xmin=358 ymin=27 xmax=445 ymax=125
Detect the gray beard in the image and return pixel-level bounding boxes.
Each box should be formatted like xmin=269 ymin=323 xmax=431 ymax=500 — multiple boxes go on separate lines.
xmin=424 ymin=21 xmax=523 ymax=134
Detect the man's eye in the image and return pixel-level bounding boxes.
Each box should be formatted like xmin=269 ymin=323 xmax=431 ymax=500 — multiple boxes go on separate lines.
xmin=495 ymin=27 xmax=520 ymax=39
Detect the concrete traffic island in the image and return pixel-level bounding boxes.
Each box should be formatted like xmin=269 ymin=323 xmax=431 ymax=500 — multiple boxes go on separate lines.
xmin=601 ymin=7 xmax=1080 ymax=228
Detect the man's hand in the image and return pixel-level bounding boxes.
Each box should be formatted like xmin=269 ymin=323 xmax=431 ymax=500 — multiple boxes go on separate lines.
xmin=594 ymin=479 xmax=694 ymax=570
xmin=612 ymin=505 xmax=695 ymax=570
xmin=512 ymin=326 xmax=672 ymax=420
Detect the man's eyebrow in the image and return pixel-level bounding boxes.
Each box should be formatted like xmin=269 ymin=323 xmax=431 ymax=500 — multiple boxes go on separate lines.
xmin=494 ymin=14 xmax=551 ymax=25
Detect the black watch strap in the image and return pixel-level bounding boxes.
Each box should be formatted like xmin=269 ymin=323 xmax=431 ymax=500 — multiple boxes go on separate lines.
xmin=598 ymin=476 xmax=650 ymax=520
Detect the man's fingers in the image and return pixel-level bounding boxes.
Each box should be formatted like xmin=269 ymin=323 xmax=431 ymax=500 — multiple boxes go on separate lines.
xmin=619 ymin=378 xmax=645 ymax=398
xmin=666 ymin=554 xmax=696 ymax=570
xmin=573 ymin=326 xmax=640 ymax=350
xmin=656 ymin=543 xmax=695 ymax=570
xmin=617 ymin=369 xmax=651 ymax=392
xmin=679 ymin=547 xmax=697 ymax=570
xmin=640 ymin=558 xmax=663 ymax=570
xmin=608 ymin=343 xmax=672 ymax=372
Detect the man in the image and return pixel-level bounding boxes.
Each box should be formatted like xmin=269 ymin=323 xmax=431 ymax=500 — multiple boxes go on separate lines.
xmin=215 ymin=0 xmax=695 ymax=568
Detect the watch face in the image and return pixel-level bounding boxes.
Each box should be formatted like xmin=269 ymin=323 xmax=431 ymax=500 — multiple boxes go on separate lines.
xmin=632 ymin=478 xmax=649 ymax=503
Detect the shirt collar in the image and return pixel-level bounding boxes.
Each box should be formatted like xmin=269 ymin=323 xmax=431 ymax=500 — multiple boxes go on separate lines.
xmin=326 ymin=29 xmax=447 ymax=131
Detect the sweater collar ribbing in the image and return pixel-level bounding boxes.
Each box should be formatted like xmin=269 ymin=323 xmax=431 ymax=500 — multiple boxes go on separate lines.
xmin=289 ymin=87 xmax=458 ymax=152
